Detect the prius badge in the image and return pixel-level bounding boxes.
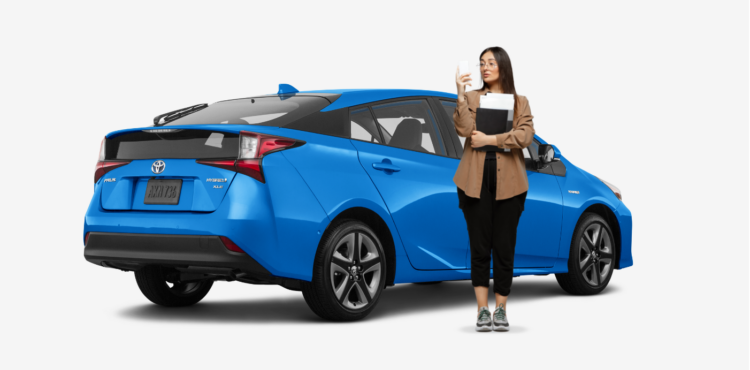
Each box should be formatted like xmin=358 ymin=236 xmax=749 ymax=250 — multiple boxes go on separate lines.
xmin=151 ymin=160 xmax=166 ymax=174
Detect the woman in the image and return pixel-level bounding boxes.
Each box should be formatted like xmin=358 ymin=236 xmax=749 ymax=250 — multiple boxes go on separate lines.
xmin=453 ymin=46 xmax=535 ymax=332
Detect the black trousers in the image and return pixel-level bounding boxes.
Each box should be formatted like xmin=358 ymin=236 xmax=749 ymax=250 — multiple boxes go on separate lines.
xmin=457 ymin=156 xmax=526 ymax=296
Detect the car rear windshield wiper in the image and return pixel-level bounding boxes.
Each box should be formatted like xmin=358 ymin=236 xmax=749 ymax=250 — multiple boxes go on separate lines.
xmin=153 ymin=103 xmax=208 ymax=126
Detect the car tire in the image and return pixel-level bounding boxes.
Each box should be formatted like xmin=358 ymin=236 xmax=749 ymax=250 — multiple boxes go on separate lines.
xmin=555 ymin=212 xmax=617 ymax=295
xmin=301 ymin=219 xmax=387 ymax=321
xmin=134 ymin=265 xmax=213 ymax=307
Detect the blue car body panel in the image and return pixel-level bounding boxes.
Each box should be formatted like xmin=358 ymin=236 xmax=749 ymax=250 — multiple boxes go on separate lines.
xmin=274 ymin=128 xmax=418 ymax=283
xmin=614 ymin=205 xmax=633 ymax=268
xmin=84 ymin=88 xmax=633 ymax=285
xmin=349 ymin=139 xmax=468 ymax=270
xmin=512 ymin=168 xmax=565 ymax=268
xmin=86 ymin=152 xmax=330 ymax=281
xmin=100 ymin=159 xmax=238 ymax=212
xmin=550 ymin=156 xmax=632 ymax=272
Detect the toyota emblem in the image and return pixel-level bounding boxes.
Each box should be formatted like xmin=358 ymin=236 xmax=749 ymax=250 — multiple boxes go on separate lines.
xmin=151 ymin=160 xmax=166 ymax=174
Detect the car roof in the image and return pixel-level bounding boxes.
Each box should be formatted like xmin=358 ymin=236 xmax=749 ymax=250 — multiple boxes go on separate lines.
xmin=296 ymin=89 xmax=458 ymax=111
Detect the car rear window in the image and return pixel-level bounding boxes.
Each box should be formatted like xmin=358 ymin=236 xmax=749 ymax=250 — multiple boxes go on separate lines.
xmin=105 ymin=130 xmax=240 ymax=160
xmin=162 ymin=96 xmax=331 ymax=127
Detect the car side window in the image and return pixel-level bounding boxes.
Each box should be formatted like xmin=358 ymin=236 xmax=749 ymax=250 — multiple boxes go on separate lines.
xmin=440 ymin=100 xmax=465 ymax=149
xmin=349 ymin=107 xmax=381 ymax=143
xmin=371 ymin=100 xmax=445 ymax=155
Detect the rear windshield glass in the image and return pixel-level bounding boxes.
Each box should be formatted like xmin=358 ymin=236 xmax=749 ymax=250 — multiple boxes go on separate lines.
xmin=162 ymin=96 xmax=331 ymax=126
xmin=106 ymin=130 xmax=240 ymax=160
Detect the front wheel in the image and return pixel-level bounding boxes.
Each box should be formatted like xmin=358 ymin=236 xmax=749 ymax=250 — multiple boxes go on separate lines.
xmin=301 ymin=219 xmax=386 ymax=321
xmin=134 ymin=265 xmax=213 ymax=307
xmin=555 ymin=212 xmax=616 ymax=295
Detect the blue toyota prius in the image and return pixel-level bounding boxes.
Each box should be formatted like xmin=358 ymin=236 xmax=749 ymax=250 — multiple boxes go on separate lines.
xmin=83 ymin=84 xmax=633 ymax=321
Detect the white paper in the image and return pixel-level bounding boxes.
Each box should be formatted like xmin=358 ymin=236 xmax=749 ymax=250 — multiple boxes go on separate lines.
xmin=480 ymin=93 xmax=514 ymax=109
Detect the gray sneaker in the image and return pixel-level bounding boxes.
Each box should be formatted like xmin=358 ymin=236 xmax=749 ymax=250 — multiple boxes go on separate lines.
xmin=492 ymin=305 xmax=509 ymax=331
xmin=476 ymin=306 xmax=492 ymax=332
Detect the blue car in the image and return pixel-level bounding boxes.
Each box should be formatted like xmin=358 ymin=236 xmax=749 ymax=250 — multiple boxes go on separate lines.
xmin=83 ymin=84 xmax=633 ymax=321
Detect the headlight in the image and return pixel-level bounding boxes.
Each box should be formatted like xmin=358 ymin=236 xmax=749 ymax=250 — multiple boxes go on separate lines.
xmin=596 ymin=176 xmax=622 ymax=201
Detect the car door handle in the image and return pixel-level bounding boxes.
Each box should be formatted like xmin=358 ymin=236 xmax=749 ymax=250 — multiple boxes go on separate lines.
xmin=372 ymin=161 xmax=401 ymax=172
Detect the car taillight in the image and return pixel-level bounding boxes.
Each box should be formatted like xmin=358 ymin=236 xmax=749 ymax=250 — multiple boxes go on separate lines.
xmin=95 ymin=161 xmax=131 ymax=183
xmin=219 ymin=236 xmax=245 ymax=253
xmin=94 ymin=137 xmax=131 ymax=183
xmin=196 ymin=131 xmax=303 ymax=183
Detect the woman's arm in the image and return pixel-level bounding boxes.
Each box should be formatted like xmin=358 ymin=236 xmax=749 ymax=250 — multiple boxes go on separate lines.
xmin=453 ymin=93 xmax=475 ymax=138
xmin=494 ymin=96 xmax=535 ymax=149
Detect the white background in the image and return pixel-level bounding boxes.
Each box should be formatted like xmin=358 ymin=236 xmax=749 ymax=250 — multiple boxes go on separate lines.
xmin=1 ymin=1 xmax=747 ymax=369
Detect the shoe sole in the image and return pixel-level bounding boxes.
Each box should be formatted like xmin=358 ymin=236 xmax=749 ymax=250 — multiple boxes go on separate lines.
xmin=476 ymin=325 xmax=492 ymax=332
xmin=492 ymin=323 xmax=509 ymax=331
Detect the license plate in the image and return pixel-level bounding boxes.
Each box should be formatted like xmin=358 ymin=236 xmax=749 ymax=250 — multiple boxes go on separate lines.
xmin=144 ymin=179 xmax=182 ymax=205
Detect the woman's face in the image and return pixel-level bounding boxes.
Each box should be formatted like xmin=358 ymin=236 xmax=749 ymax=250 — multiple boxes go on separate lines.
xmin=480 ymin=51 xmax=500 ymax=86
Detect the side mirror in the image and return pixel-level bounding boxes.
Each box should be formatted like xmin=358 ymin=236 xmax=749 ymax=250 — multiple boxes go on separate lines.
xmin=536 ymin=144 xmax=555 ymax=170
xmin=551 ymin=145 xmax=561 ymax=160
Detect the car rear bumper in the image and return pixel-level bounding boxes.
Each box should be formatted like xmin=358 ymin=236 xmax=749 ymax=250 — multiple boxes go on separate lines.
xmin=84 ymin=232 xmax=270 ymax=276
xmin=84 ymin=157 xmax=331 ymax=282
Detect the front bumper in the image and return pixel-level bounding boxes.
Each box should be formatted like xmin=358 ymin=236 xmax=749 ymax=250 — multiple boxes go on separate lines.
xmin=84 ymin=232 xmax=270 ymax=276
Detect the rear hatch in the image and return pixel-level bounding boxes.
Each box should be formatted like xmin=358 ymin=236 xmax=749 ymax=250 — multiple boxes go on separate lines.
xmin=96 ymin=93 xmax=337 ymax=212
xmin=100 ymin=129 xmax=239 ymax=212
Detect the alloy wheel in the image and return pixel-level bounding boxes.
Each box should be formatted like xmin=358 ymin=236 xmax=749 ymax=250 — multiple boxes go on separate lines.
xmin=578 ymin=222 xmax=614 ymax=286
xmin=329 ymin=231 xmax=382 ymax=310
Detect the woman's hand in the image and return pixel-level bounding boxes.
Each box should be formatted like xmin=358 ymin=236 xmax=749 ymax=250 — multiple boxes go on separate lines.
xmin=456 ymin=66 xmax=472 ymax=97
xmin=470 ymin=130 xmax=497 ymax=148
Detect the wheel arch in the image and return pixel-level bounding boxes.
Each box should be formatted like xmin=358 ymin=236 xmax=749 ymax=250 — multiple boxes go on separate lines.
xmin=581 ymin=203 xmax=623 ymax=269
xmin=323 ymin=207 xmax=397 ymax=286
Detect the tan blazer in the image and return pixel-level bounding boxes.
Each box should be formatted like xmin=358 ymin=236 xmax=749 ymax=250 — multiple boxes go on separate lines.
xmin=452 ymin=89 xmax=535 ymax=200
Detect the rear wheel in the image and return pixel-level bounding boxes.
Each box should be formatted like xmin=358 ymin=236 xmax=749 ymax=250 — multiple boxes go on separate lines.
xmin=555 ymin=213 xmax=616 ymax=295
xmin=134 ymin=265 xmax=213 ymax=307
xmin=301 ymin=219 xmax=386 ymax=321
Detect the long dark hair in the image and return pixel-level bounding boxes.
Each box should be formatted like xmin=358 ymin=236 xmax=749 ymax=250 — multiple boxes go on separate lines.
xmin=478 ymin=46 xmax=519 ymax=119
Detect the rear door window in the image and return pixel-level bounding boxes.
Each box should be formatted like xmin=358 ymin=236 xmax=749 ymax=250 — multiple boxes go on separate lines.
xmin=370 ymin=99 xmax=445 ymax=155
xmin=349 ymin=107 xmax=382 ymax=143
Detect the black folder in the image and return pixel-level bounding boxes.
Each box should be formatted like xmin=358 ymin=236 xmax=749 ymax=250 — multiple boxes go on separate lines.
xmin=475 ymin=107 xmax=512 ymax=152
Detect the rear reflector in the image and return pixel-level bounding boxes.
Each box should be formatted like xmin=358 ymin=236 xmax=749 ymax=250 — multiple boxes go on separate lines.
xmin=219 ymin=236 xmax=245 ymax=253
xmin=84 ymin=232 xmax=90 ymax=246
xmin=235 ymin=159 xmax=263 ymax=182
xmin=195 ymin=159 xmax=236 ymax=172
xmin=94 ymin=161 xmax=131 ymax=183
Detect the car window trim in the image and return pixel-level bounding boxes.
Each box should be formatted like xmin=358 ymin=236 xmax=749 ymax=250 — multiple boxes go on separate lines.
xmin=434 ymin=98 xmax=464 ymax=159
